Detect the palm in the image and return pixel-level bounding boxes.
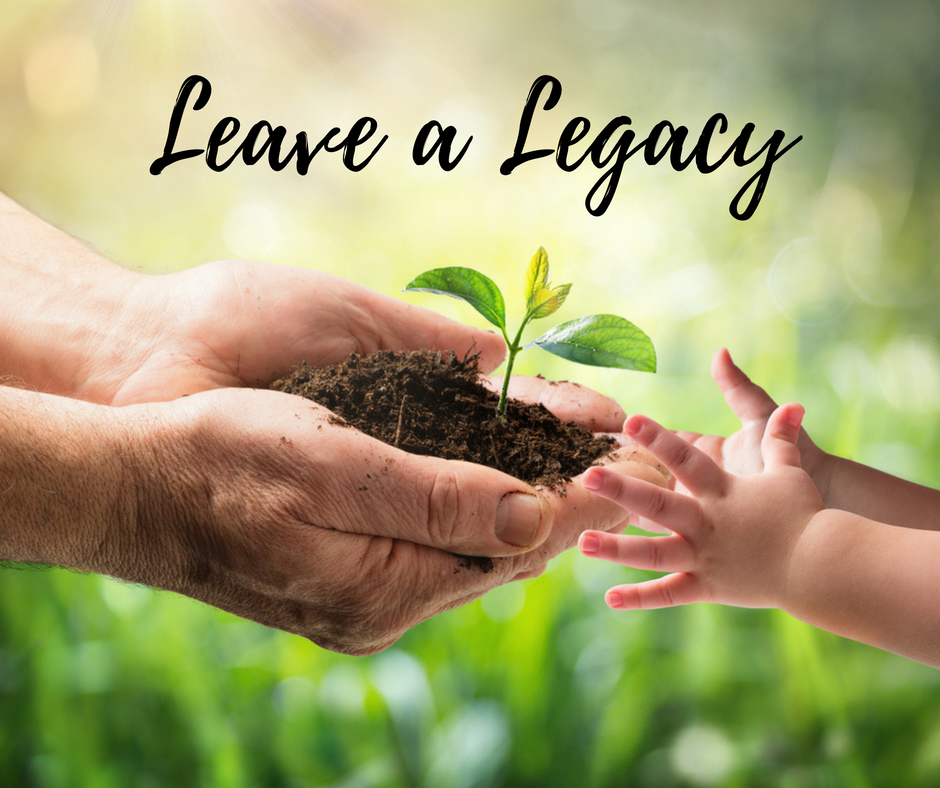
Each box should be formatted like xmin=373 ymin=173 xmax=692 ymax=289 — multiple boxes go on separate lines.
xmin=675 ymin=349 xmax=822 ymax=487
xmin=680 ymin=419 xmax=767 ymax=479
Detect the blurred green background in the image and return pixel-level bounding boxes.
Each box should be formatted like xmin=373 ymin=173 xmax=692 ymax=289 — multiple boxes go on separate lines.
xmin=3 ymin=0 xmax=940 ymax=785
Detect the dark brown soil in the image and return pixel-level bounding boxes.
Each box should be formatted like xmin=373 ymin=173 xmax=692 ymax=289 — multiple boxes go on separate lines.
xmin=269 ymin=349 xmax=614 ymax=489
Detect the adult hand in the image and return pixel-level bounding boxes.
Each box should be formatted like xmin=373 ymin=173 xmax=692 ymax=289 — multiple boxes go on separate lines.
xmin=91 ymin=258 xmax=508 ymax=405
xmin=107 ymin=260 xmax=639 ymax=439
xmin=112 ymin=386 xmax=655 ymax=654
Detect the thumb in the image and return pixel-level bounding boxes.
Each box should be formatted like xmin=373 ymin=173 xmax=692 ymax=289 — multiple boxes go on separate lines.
xmin=761 ymin=403 xmax=804 ymax=471
xmin=712 ymin=348 xmax=779 ymax=424
xmin=331 ymin=436 xmax=555 ymax=557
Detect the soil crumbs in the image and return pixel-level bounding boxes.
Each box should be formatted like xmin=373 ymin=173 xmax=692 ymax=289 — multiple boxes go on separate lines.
xmin=270 ymin=349 xmax=614 ymax=490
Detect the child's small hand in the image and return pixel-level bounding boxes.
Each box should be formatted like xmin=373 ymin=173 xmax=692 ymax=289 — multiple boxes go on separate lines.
xmin=679 ymin=349 xmax=828 ymax=486
xmin=579 ymin=403 xmax=825 ymax=611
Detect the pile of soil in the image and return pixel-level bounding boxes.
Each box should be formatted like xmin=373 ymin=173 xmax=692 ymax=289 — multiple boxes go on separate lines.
xmin=269 ymin=349 xmax=614 ymax=489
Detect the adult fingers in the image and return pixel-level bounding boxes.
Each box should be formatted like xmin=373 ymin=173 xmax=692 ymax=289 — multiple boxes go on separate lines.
xmin=761 ymin=403 xmax=805 ymax=471
xmin=580 ymin=463 xmax=700 ymax=535
xmin=359 ymin=284 xmax=507 ymax=372
xmin=601 ymin=444 xmax=670 ymax=484
xmin=579 ymin=530 xmax=695 ymax=572
xmin=622 ymin=414 xmax=727 ymax=498
xmin=343 ymin=423 xmax=669 ymax=561
xmin=304 ymin=464 xmax=657 ymax=652
xmin=606 ymin=573 xmax=706 ymax=610
xmin=484 ymin=374 xmax=627 ymax=432
xmin=711 ymin=348 xmax=778 ymax=424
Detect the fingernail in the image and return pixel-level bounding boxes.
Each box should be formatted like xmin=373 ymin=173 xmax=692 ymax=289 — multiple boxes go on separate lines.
xmin=580 ymin=533 xmax=600 ymax=554
xmin=496 ymin=492 xmax=543 ymax=548
xmin=624 ymin=415 xmax=643 ymax=437
xmin=786 ymin=404 xmax=805 ymax=426
xmin=582 ymin=468 xmax=605 ymax=492
xmin=606 ymin=590 xmax=624 ymax=609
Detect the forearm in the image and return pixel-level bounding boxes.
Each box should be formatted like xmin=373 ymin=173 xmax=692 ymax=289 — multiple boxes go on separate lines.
xmin=0 ymin=384 xmax=132 ymax=572
xmin=785 ymin=508 xmax=940 ymax=667
xmin=817 ymin=451 xmax=940 ymax=530
xmin=0 ymin=192 xmax=148 ymax=402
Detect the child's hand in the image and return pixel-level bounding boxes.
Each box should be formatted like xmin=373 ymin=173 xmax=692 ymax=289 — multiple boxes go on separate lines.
xmin=578 ymin=403 xmax=825 ymax=611
xmin=679 ymin=349 xmax=829 ymax=488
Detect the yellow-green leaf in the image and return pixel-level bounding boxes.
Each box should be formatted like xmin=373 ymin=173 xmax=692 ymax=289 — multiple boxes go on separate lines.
xmin=552 ymin=282 xmax=572 ymax=310
xmin=526 ymin=287 xmax=560 ymax=319
xmin=524 ymin=247 xmax=550 ymax=302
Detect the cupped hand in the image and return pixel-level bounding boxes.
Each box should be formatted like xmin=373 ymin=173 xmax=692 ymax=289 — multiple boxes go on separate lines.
xmin=578 ymin=404 xmax=825 ymax=611
xmin=100 ymin=259 xmax=507 ymax=405
xmin=117 ymin=386 xmax=650 ymax=654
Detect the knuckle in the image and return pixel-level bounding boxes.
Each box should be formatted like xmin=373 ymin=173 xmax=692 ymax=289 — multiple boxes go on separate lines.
xmin=669 ymin=441 xmax=697 ymax=470
xmin=659 ymin=580 xmax=677 ymax=608
xmin=644 ymin=539 xmax=664 ymax=571
xmin=424 ymin=468 xmax=472 ymax=548
xmin=644 ymin=486 xmax=668 ymax=520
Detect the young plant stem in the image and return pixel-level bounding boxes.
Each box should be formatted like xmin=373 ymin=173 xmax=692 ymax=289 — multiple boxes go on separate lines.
xmin=497 ymin=318 xmax=532 ymax=420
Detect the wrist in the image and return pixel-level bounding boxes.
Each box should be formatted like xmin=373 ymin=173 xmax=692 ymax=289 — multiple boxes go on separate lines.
xmin=805 ymin=445 xmax=836 ymax=507
xmin=0 ymin=387 xmax=135 ymax=573
xmin=115 ymin=393 xmax=245 ymax=594
xmin=0 ymin=192 xmax=157 ymax=402
xmin=777 ymin=506 xmax=832 ymax=617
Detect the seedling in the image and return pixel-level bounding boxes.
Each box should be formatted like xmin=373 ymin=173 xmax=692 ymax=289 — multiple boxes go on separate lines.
xmin=404 ymin=247 xmax=656 ymax=418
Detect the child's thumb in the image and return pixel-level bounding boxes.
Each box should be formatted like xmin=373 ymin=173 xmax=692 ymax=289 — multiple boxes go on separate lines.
xmin=761 ymin=403 xmax=804 ymax=471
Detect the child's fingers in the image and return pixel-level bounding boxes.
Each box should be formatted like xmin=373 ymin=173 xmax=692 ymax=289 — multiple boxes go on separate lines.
xmin=605 ymin=573 xmax=705 ymax=610
xmin=711 ymin=348 xmax=778 ymax=424
xmin=581 ymin=464 xmax=701 ymax=535
xmin=579 ymin=530 xmax=695 ymax=572
xmin=623 ymin=415 xmax=727 ymax=498
xmin=761 ymin=403 xmax=804 ymax=471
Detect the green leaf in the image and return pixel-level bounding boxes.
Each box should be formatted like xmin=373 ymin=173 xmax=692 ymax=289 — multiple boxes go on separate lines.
xmin=404 ymin=267 xmax=506 ymax=329
xmin=526 ymin=288 xmax=560 ymax=319
xmin=523 ymin=247 xmax=550 ymax=302
xmin=530 ymin=314 xmax=656 ymax=372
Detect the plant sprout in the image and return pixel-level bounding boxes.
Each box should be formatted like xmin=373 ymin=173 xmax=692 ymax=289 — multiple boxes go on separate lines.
xmin=404 ymin=247 xmax=656 ymax=418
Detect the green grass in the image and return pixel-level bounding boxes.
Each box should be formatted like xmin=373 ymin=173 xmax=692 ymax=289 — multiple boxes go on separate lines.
xmin=4 ymin=544 xmax=940 ymax=787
